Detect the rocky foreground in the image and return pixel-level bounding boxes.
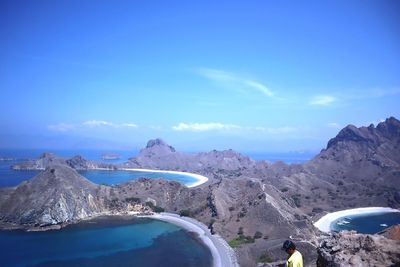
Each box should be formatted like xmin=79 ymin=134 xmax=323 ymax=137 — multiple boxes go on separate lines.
xmin=1 ymin=117 xmax=400 ymax=266
xmin=317 ymin=230 xmax=400 ymax=266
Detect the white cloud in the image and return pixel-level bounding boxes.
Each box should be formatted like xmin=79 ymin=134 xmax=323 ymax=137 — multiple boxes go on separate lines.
xmin=196 ymin=68 xmax=274 ymax=98
xmin=48 ymin=120 xmax=138 ymax=132
xmin=83 ymin=120 xmax=115 ymax=127
xmin=252 ymin=126 xmax=296 ymax=134
xmin=309 ymin=95 xmax=336 ymax=106
xmin=121 ymin=123 xmax=138 ymax=128
xmin=47 ymin=123 xmax=75 ymax=132
xmin=244 ymin=80 xmax=274 ymax=97
xmin=172 ymin=122 xmax=240 ymax=132
xmin=326 ymin=122 xmax=341 ymax=128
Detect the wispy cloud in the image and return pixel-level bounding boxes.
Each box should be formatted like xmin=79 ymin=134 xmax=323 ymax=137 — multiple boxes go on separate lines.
xmin=47 ymin=123 xmax=76 ymax=132
xmin=252 ymin=126 xmax=296 ymax=134
xmin=172 ymin=122 xmax=297 ymax=135
xmin=172 ymin=122 xmax=240 ymax=132
xmin=121 ymin=123 xmax=138 ymax=128
xmin=48 ymin=120 xmax=138 ymax=132
xmin=309 ymin=95 xmax=336 ymax=106
xmin=326 ymin=122 xmax=341 ymax=128
xmin=83 ymin=120 xmax=115 ymax=127
xmin=196 ymin=68 xmax=274 ymax=98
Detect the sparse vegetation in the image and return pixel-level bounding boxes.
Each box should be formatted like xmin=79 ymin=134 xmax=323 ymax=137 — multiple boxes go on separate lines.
xmin=145 ymin=201 xmax=164 ymax=212
xmin=228 ymin=235 xmax=255 ymax=248
xmin=258 ymin=252 xmax=273 ymax=263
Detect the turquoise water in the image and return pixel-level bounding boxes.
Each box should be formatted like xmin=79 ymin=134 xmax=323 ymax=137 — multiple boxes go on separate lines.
xmin=79 ymin=170 xmax=197 ymax=186
xmin=331 ymin=212 xmax=400 ymax=234
xmin=0 ymin=217 xmax=212 ymax=267
xmin=0 ymin=159 xmax=197 ymax=187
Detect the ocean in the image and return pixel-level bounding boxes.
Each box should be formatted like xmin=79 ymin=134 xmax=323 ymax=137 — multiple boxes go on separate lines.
xmin=0 ymin=217 xmax=212 ymax=267
xmin=331 ymin=212 xmax=400 ymax=234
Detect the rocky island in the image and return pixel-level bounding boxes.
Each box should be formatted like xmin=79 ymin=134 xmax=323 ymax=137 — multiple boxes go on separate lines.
xmin=1 ymin=117 xmax=400 ymax=266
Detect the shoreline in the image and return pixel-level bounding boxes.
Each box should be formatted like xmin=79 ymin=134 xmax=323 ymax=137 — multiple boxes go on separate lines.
xmin=143 ymin=212 xmax=238 ymax=267
xmin=314 ymin=207 xmax=400 ymax=233
xmin=122 ymin=168 xmax=209 ymax=188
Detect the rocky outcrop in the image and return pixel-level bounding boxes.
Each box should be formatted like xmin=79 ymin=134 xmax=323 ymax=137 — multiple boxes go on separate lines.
xmin=12 ymin=153 xmax=66 ymax=170
xmin=317 ymin=231 xmax=400 ymax=266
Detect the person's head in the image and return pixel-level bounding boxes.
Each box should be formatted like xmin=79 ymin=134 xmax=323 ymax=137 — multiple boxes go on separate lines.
xmin=282 ymin=240 xmax=296 ymax=255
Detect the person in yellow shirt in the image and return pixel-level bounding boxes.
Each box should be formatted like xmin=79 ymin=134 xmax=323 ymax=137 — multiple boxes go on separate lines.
xmin=282 ymin=240 xmax=303 ymax=267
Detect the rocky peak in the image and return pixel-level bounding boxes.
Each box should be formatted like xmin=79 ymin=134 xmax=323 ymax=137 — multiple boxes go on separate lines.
xmin=326 ymin=117 xmax=400 ymax=150
xmin=376 ymin=117 xmax=400 ymax=139
xmin=146 ymin=138 xmax=173 ymax=150
xmin=327 ymin=124 xmax=372 ymax=149
xmin=141 ymin=138 xmax=176 ymax=154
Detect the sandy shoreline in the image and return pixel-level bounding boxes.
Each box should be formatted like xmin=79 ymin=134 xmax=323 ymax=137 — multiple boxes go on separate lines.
xmin=122 ymin=168 xmax=209 ymax=188
xmin=314 ymin=207 xmax=400 ymax=233
xmin=143 ymin=212 xmax=238 ymax=267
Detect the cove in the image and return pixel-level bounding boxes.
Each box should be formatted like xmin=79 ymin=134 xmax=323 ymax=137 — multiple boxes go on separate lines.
xmin=0 ymin=216 xmax=213 ymax=267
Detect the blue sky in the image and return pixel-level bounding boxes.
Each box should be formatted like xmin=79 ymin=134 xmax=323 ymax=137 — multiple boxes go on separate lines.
xmin=0 ymin=0 xmax=399 ymax=152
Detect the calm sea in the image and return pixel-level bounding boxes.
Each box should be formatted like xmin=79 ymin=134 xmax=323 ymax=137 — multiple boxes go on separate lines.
xmin=331 ymin=212 xmax=400 ymax=234
xmin=0 ymin=217 xmax=212 ymax=267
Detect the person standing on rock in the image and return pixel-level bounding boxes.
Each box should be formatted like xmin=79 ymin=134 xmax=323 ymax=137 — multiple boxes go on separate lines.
xmin=281 ymin=240 xmax=303 ymax=267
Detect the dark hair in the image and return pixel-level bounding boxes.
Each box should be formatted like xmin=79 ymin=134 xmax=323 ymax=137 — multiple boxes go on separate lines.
xmin=282 ymin=240 xmax=296 ymax=251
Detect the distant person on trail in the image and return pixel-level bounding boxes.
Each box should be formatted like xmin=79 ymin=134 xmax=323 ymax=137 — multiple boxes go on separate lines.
xmin=281 ymin=240 xmax=303 ymax=267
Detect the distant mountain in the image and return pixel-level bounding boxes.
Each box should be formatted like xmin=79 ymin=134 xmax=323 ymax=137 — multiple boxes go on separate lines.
xmin=125 ymin=138 xmax=257 ymax=171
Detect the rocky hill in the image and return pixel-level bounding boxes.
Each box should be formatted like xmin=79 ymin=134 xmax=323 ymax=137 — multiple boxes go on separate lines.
xmin=0 ymin=165 xmax=104 ymax=227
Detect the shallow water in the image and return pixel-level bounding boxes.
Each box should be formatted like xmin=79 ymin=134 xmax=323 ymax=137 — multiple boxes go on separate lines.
xmin=0 ymin=217 xmax=212 ymax=267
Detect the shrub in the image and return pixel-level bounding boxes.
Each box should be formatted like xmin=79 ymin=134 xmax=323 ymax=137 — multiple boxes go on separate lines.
xmin=254 ymin=231 xmax=263 ymax=239
xmin=125 ymin=197 xmax=141 ymax=203
xmin=153 ymin=206 xmax=165 ymax=213
xmin=179 ymin=209 xmax=192 ymax=217
xmin=238 ymin=227 xmax=244 ymax=235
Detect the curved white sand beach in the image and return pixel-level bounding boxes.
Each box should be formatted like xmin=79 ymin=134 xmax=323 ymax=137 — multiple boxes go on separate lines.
xmin=314 ymin=207 xmax=400 ymax=233
xmin=122 ymin=168 xmax=209 ymax=188
xmin=146 ymin=212 xmax=239 ymax=267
